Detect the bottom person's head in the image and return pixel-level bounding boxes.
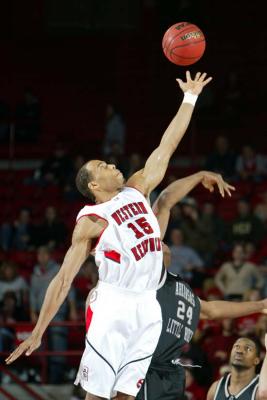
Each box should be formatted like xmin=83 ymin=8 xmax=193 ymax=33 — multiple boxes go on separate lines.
xmin=230 ymin=337 xmax=261 ymax=372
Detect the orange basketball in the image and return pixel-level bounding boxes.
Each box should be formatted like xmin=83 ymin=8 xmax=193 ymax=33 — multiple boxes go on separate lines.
xmin=162 ymin=22 xmax=206 ymax=66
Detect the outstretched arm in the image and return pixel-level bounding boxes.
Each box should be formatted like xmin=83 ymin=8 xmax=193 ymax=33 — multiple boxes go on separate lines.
xmin=5 ymin=217 xmax=100 ymax=364
xmin=127 ymin=72 xmax=212 ymax=197
xmin=199 ymin=298 xmax=267 ymax=320
xmin=153 ymin=171 xmax=235 ymax=239
xmin=257 ymin=334 xmax=267 ymax=400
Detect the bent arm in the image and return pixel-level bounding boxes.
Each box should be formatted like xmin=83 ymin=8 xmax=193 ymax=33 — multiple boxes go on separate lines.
xmin=153 ymin=172 xmax=203 ymax=238
xmin=257 ymin=334 xmax=267 ymax=400
xmin=200 ymin=299 xmax=266 ymax=320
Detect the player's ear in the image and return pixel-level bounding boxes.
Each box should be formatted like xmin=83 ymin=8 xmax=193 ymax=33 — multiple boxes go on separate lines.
xmin=254 ymin=356 xmax=260 ymax=366
xmin=88 ymin=181 xmax=99 ymax=192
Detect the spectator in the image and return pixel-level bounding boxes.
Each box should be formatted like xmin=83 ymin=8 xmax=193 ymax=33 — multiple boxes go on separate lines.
xmin=236 ymin=145 xmax=267 ymax=182
xmin=214 ymin=244 xmax=263 ymax=300
xmin=0 ymin=261 xmax=28 ymax=308
xmin=15 ymin=88 xmax=41 ymax=142
xmin=235 ymin=289 xmax=262 ymax=336
xmin=34 ymin=142 xmax=72 ymax=185
xmin=34 ymin=206 xmax=67 ymax=250
xmin=169 ymin=228 xmax=204 ymax=287
xmin=205 ymin=135 xmax=236 ymax=180
xmin=0 ymin=291 xmax=27 ymax=353
xmin=198 ymin=202 xmax=226 ymax=263
xmin=102 ymin=103 xmax=126 ymax=156
xmin=30 ymin=246 xmax=77 ymax=383
xmin=229 ymin=199 xmax=265 ymax=245
xmin=0 ymin=208 xmax=35 ymax=251
xmin=179 ymin=197 xmax=214 ymax=262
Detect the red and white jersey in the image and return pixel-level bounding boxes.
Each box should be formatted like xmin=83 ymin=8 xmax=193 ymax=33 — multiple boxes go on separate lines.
xmin=76 ymin=187 xmax=163 ymax=292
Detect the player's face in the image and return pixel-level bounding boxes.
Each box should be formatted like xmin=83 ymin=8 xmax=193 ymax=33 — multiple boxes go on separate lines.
xmin=230 ymin=338 xmax=259 ymax=369
xmin=88 ymin=160 xmax=124 ymax=193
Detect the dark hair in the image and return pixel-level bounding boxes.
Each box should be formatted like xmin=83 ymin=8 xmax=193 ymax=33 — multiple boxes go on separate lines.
xmin=75 ymin=163 xmax=95 ymax=200
xmin=239 ymin=336 xmax=262 ymax=357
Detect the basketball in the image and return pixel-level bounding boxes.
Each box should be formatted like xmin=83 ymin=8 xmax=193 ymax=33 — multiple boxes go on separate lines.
xmin=162 ymin=22 xmax=206 ymax=66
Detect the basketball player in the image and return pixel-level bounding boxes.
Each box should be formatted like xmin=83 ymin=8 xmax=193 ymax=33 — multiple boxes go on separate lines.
xmin=207 ymin=335 xmax=267 ymax=400
xmin=6 ymin=71 xmax=212 ymax=400
xmin=136 ymin=171 xmax=267 ymax=400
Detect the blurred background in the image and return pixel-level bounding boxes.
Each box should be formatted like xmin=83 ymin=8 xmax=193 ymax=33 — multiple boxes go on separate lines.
xmin=0 ymin=0 xmax=267 ymax=399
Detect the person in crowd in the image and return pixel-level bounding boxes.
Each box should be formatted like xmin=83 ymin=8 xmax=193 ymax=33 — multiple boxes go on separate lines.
xmin=235 ymin=289 xmax=262 ymax=336
xmin=34 ymin=206 xmax=67 ymax=250
xmin=0 ymin=208 xmax=35 ymax=251
xmin=0 ymin=261 xmax=28 ymax=307
xmin=215 ymin=243 xmax=264 ymax=300
xmin=236 ymin=145 xmax=267 ymax=182
xmin=229 ymin=199 xmax=265 ymax=245
xmin=102 ymin=103 xmax=126 ymax=156
xmin=33 ymin=142 xmax=72 ymax=185
xmin=30 ymin=246 xmax=77 ymax=383
xmin=205 ymin=135 xmax=236 ymax=180
xmin=168 ymin=227 xmax=204 ymax=287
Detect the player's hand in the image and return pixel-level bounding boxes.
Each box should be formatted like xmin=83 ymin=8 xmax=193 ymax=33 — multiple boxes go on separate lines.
xmin=199 ymin=171 xmax=235 ymax=198
xmin=265 ymin=333 xmax=267 ymax=350
xmin=5 ymin=333 xmax=42 ymax=365
xmin=176 ymin=71 xmax=212 ymax=95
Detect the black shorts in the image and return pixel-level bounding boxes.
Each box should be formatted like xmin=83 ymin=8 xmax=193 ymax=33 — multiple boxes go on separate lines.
xmin=136 ymin=366 xmax=186 ymax=400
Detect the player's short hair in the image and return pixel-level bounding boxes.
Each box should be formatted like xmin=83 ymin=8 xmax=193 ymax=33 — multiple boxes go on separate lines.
xmin=240 ymin=336 xmax=261 ymax=357
xmin=76 ymin=163 xmax=95 ymax=201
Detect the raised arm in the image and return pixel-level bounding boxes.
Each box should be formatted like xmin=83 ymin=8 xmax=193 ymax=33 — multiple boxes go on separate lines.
xmin=199 ymin=298 xmax=267 ymax=320
xmin=127 ymin=71 xmax=212 ymax=196
xmin=257 ymin=334 xmax=267 ymax=400
xmin=5 ymin=217 xmax=101 ymax=364
xmin=153 ymin=171 xmax=235 ymax=239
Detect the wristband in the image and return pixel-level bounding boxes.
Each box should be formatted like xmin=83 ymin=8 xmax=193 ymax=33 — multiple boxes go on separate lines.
xmin=183 ymin=92 xmax=198 ymax=106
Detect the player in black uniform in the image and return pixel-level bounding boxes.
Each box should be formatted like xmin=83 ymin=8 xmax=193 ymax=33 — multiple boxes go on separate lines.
xmin=136 ymin=171 xmax=267 ymax=400
xmin=207 ymin=335 xmax=267 ymax=400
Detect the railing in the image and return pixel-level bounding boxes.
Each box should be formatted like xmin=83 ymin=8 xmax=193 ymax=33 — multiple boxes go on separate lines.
xmin=0 ymin=320 xmax=84 ymax=398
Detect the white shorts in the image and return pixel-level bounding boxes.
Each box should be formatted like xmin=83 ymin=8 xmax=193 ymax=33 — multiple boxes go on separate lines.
xmin=74 ymin=281 xmax=162 ymax=398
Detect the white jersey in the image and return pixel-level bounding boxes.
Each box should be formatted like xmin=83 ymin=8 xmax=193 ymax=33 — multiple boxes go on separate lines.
xmin=76 ymin=186 xmax=163 ymax=292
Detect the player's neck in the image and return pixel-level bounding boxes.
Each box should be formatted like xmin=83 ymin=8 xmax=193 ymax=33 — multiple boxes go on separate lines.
xmin=230 ymin=367 xmax=256 ymax=388
xmin=95 ymin=189 xmax=121 ymax=204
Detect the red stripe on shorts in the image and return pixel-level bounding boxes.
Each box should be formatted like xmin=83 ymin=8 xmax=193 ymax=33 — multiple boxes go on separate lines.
xmin=104 ymin=250 xmax=121 ymax=263
xmin=86 ymin=306 xmax=93 ymax=333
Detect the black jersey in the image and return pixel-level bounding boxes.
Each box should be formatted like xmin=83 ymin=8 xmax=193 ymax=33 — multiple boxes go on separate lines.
xmin=151 ymin=272 xmax=201 ymax=370
xmin=214 ymin=373 xmax=259 ymax=400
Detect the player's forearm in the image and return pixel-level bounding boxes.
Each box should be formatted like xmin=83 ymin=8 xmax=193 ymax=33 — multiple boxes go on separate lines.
xmin=207 ymin=300 xmax=265 ymax=320
xmin=160 ymin=101 xmax=195 ymax=156
xmin=157 ymin=172 xmax=202 ymax=210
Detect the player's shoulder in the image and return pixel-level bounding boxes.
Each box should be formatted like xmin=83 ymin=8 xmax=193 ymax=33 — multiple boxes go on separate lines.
xmin=207 ymin=378 xmax=222 ymax=400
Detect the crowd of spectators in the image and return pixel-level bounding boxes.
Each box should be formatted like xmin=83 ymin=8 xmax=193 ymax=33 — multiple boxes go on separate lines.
xmin=0 ymin=97 xmax=267 ymax=398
